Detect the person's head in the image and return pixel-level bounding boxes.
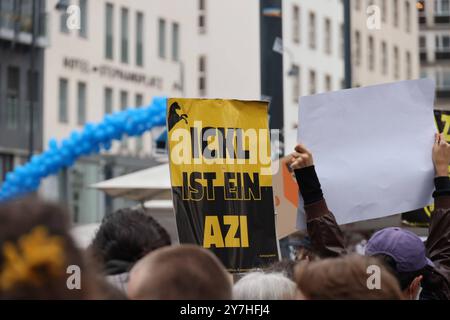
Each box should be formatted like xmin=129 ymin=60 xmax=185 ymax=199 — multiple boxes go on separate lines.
xmin=233 ymin=272 xmax=297 ymax=300
xmin=127 ymin=245 xmax=232 ymax=300
xmin=294 ymin=254 xmax=403 ymax=300
xmin=89 ymin=207 xmax=171 ymax=268
xmin=0 ymin=198 xmax=97 ymax=299
xmin=365 ymin=227 xmax=434 ymax=299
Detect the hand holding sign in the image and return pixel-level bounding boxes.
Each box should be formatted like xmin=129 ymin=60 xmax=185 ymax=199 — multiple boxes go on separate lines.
xmin=433 ymin=133 xmax=450 ymax=177
xmin=289 ymin=144 xmax=314 ymax=170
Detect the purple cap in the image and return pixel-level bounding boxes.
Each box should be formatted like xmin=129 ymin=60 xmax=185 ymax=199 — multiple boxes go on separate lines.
xmin=365 ymin=227 xmax=434 ymax=272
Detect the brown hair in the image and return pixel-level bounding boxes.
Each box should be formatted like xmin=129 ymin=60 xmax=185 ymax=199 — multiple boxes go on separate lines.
xmin=294 ymin=254 xmax=403 ymax=300
xmin=128 ymin=244 xmax=232 ymax=300
xmin=0 ymin=197 xmax=101 ymax=299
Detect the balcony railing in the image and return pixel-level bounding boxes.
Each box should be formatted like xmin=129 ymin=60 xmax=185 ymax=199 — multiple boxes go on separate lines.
xmin=434 ymin=13 xmax=450 ymax=24
xmin=420 ymin=48 xmax=427 ymax=61
xmin=437 ymin=87 xmax=450 ymax=99
xmin=418 ymin=12 xmax=426 ymax=24
xmin=436 ymin=49 xmax=450 ymax=60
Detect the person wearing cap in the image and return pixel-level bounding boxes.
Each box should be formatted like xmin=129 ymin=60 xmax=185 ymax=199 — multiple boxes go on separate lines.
xmin=290 ymin=133 xmax=450 ymax=300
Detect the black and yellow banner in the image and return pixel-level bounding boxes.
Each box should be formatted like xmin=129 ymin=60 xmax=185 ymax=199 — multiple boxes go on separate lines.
xmin=166 ymin=99 xmax=279 ymax=272
xmin=402 ymin=110 xmax=450 ymax=227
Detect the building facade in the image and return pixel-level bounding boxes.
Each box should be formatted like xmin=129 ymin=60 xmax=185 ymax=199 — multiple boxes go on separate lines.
xmin=41 ymin=0 xmax=262 ymax=223
xmin=1 ymin=0 xmax=423 ymax=224
xmin=418 ymin=0 xmax=450 ymax=110
xmin=351 ymin=0 xmax=420 ymax=86
xmin=282 ymin=0 xmax=345 ymax=151
xmin=0 ymin=0 xmax=47 ymax=186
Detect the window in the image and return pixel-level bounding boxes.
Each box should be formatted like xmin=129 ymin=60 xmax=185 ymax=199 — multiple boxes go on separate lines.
xmin=59 ymin=78 xmax=69 ymax=123
xmin=172 ymin=22 xmax=180 ymax=61
xmin=120 ymin=90 xmax=128 ymax=111
xmin=135 ymin=94 xmax=144 ymax=153
xmin=405 ymin=1 xmax=410 ymax=32
xmin=104 ymin=87 xmax=113 ymax=114
xmin=6 ymin=66 xmax=20 ymax=129
xmin=381 ymin=41 xmax=388 ymax=75
xmin=308 ymin=12 xmax=316 ymax=49
xmin=121 ymin=8 xmax=129 ymax=63
xmin=136 ymin=12 xmax=144 ymax=66
xmin=77 ymin=82 xmax=87 ymax=125
xmin=19 ymin=0 xmax=33 ymax=33
xmin=79 ymin=0 xmax=88 ymax=37
xmin=394 ymin=46 xmax=400 ymax=79
xmin=135 ymin=93 xmax=144 ymax=107
xmin=309 ymin=70 xmax=316 ymax=95
xmin=440 ymin=35 xmax=450 ymax=50
xmin=105 ymin=3 xmax=114 ymax=59
xmin=435 ymin=0 xmax=450 ymax=15
xmin=199 ymin=0 xmax=206 ymax=34
xmin=292 ymin=65 xmax=300 ymax=103
xmin=60 ymin=0 xmax=69 ymax=33
xmin=120 ymin=91 xmax=129 ymax=149
xmin=354 ymin=31 xmax=361 ymax=66
xmin=419 ymin=36 xmax=426 ymax=50
xmin=382 ymin=0 xmax=387 ymax=23
xmin=406 ymin=51 xmax=412 ymax=79
xmin=324 ymin=18 xmax=332 ymax=55
xmin=199 ymin=56 xmax=207 ymax=96
xmin=1 ymin=0 xmax=15 ymax=30
xmin=393 ymin=0 xmax=399 ymax=27
xmin=292 ymin=5 xmax=300 ymax=44
xmin=0 ymin=154 xmax=14 ymax=183
xmin=325 ymin=74 xmax=332 ymax=92
xmin=442 ymin=70 xmax=450 ymax=88
xmin=158 ymin=19 xmax=166 ymax=58
xmin=368 ymin=36 xmax=375 ymax=71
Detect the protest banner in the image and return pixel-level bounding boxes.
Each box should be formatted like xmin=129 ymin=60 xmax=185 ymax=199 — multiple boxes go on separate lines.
xmin=297 ymin=79 xmax=436 ymax=228
xmin=402 ymin=109 xmax=450 ymax=227
xmin=167 ymin=98 xmax=279 ymax=272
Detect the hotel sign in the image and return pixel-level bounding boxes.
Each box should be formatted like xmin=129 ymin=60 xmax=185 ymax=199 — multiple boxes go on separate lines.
xmin=63 ymin=57 xmax=163 ymax=89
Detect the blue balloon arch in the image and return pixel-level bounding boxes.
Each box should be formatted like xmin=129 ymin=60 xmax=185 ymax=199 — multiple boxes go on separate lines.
xmin=0 ymin=96 xmax=168 ymax=202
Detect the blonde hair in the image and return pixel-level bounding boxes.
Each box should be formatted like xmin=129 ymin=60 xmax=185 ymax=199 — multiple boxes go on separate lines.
xmin=295 ymin=254 xmax=403 ymax=300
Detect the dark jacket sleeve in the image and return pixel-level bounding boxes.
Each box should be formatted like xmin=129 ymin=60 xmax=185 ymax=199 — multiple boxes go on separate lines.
xmin=294 ymin=166 xmax=346 ymax=258
xmin=427 ymin=176 xmax=450 ymax=281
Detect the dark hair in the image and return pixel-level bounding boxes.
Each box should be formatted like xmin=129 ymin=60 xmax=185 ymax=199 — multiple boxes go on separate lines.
xmin=374 ymin=254 xmax=444 ymax=296
xmin=90 ymin=207 xmax=171 ymax=267
xmin=374 ymin=254 xmax=425 ymax=290
xmin=0 ymin=197 xmax=98 ymax=299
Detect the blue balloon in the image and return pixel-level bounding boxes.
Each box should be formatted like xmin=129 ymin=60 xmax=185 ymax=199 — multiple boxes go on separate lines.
xmin=48 ymin=138 xmax=58 ymax=150
xmin=0 ymin=96 xmax=168 ymax=202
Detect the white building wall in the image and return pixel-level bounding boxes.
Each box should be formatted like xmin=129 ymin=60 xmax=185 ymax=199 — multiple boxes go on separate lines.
xmin=43 ymin=0 xmax=261 ymax=155
xmin=41 ymin=0 xmax=261 ymax=219
xmin=351 ymin=0 xmax=420 ymax=86
xmin=419 ymin=0 xmax=450 ymax=110
xmin=282 ymin=0 xmax=344 ymax=153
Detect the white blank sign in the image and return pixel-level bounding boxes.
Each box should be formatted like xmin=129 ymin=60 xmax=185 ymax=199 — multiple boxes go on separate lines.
xmin=297 ymin=79 xmax=436 ymax=227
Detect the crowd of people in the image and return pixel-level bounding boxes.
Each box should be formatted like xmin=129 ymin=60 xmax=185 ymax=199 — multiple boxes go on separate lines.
xmin=0 ymin=133 xmax=449 ymax=300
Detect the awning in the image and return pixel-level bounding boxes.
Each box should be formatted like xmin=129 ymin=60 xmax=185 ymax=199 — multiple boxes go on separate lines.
xmin=91 ymin=163 xmax=172 ymax=202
